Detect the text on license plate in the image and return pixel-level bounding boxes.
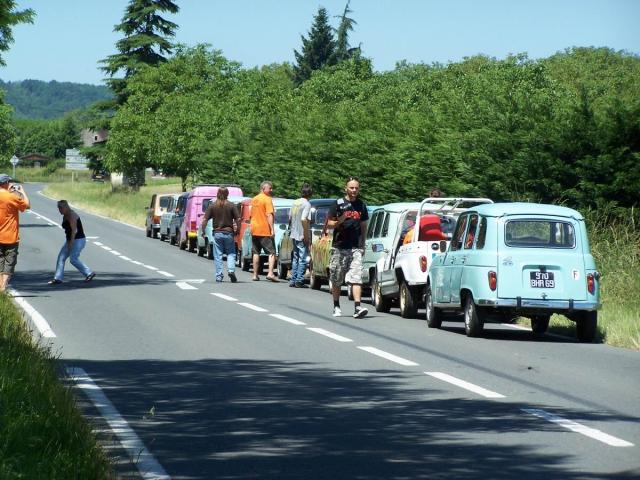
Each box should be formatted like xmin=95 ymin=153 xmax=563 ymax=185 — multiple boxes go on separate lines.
xmin=530 ymin=271 xmax=555 ymax=288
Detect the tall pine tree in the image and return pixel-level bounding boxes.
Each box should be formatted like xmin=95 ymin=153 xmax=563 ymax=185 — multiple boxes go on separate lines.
xmin=333 ymin=1 xmax=358 ymax=63
xmin=293 ymin=7 xmax=336 ymax=85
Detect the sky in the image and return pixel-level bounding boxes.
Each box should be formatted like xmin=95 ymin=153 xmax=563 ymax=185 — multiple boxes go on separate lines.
xmin=1 ymin=0 xmax=639 ymax=86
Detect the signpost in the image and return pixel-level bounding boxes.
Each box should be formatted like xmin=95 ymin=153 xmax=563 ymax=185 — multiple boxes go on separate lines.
xmin=10 ymin=155 xmax=19 ymax=179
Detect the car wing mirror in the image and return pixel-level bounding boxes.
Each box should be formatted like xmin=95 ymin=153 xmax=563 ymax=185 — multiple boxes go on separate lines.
xmin=372 ymin=243 xmax=386 ymax=253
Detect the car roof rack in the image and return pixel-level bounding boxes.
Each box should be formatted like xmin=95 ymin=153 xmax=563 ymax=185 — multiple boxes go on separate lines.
xmin=418 ymin=197 xmax=494 ymax=217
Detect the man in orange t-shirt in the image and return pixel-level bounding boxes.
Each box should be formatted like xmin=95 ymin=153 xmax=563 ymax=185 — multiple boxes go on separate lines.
xmin=250 ymin=181 xmax=276 ymax=281
xmin=0 ymin=174 xmax=30 ymax=291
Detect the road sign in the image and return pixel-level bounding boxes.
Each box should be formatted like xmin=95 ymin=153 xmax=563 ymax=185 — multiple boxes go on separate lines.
xmin=10 ymin=155 xmax=19 ymax=166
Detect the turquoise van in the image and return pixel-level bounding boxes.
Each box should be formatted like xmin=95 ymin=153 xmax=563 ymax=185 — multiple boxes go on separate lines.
xmin=425 ymin=203 xmax=601 ymax=342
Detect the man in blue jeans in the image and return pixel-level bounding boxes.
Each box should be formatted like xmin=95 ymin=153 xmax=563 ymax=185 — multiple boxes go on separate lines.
xmin=289 ymin=183 xmax=312 ymax=288
xmin=201 ymin=187 xmax=239 ymax=282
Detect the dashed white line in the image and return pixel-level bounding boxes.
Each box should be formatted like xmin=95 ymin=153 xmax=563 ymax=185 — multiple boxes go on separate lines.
xmin=307 ymin=328 xmax=352 ymax=342
xmin=358 ymin=346 xmax=419 ymax=366
xmin=425 ymin=371 xmax=506 ymax=399
xmin=522 ymin=408 xmax=634 ymax=447
xmin=143 ymin=265 xmax=159 ymax=271
xmin=101 ymin=246 xmax=112 ymax=251
xmin=9 ymin=289 xmax=56 ymax=338
xmin=238 ymin=302 xmax=268 ymax=312
xmin=176 ymin=282 xmax=197 ymax=290
xmin=211 ymin=293 xmax=238 ymax=301
xmin=110 ymin=250 xmax=121 ymax=255
xmin=269 ymin=313 xmax=306 ymax=326
xmin=130 ymin=261 xmax=143 ymax=265
xmin=93 ymin=241 xmax=104 ymax=246
xmin=66 ymin=367 xmax=170 ymax=479
xmin=157 ymin=271 xmax=174 ymax=277
xmin=120 ymin=255 xmax=132 ymax=261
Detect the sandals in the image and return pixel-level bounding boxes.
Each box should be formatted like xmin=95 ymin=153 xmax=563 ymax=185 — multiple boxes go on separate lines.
xmin=266 ymin=275 xmax=278 ymax=283
xmin=47 ymin=279 xmax=62 ymax=285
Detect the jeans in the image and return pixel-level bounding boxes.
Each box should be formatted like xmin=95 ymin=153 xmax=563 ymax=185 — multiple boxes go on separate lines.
xmin=290 ymin=239 xmax=309 ymax=285
xmin=213 ymin=232 xmax=236 ymax=281
xmin=55 ymin=238 xmax=92 ymax=280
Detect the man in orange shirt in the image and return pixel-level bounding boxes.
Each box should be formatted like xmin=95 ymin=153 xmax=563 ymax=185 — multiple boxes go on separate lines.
xmin=250 ymin=181 xmax=277 ymax=281
xmin=0 ymin=174 xmax=30 ymax=292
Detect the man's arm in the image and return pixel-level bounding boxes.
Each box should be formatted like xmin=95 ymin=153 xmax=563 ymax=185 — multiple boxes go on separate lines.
xmin=359 ymin=221 xmax=368 ymax=248
xmin=67 ymin=214 xmax=78 ymax=250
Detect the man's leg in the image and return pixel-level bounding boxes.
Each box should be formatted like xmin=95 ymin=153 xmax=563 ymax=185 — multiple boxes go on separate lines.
xmin=268 ymin=254 xmax=276 ymax=277
xmin=0 ymin=273 xmax=9 ymax=291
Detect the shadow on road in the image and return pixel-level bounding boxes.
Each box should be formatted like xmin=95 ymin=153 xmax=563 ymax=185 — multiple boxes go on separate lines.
xmin=65 ymin=358 xmax=638 ymax=480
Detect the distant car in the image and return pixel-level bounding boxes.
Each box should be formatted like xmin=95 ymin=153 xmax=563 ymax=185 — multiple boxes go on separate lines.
xmin=169 ymin=192 xmax=189 ymax=246
xmin=240 ymin=198 xmax=294 ymax=271
xmin=198 ymin=196 xmax=249 ymax=258
xmin=91 ymin=169 xmax=109 ymax=182
xmin=277 ymin=198 xmax=337 ymax=282
xmin=178 ymin=184 xmax=244 ymax=252
xmin=425 ymin=202 xmax=601 ymax=342
xmin=159 ymin=194 xmax=180 ymax=241
xmin=145 ymin=193 xmax=179 ymax=238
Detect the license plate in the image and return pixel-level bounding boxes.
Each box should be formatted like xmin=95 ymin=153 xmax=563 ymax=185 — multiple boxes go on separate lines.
xmin=530 ymin=271 xmax=555 ymax=288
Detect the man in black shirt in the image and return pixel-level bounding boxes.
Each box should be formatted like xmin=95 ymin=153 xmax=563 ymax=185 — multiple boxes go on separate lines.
xmin=326 ymin=177 xmax=369 ymax=318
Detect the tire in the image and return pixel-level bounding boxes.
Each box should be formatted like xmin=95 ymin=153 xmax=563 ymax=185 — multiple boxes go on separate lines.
xmin=152 ymin=228 xmax=158 ymax=239
xmin=160 ymin=231 xmax=167 ymax=242
xmin=241 ymin=257 xmax=251 ymax=272
xmin=309 ymin=263 xmax=322 ymax=290
xmin=169 ymin=232 xmax=176 ymax=245
xmin=178 ymin=232 xmax=186 ymax=250
xmin=145 ymin=226 xmax=151 ymax=238
xmin=277 ymin=259 xmax=288 ymax=280
xmin=576 ymin=311 xmax=597 ymax=343
xmin=425 ymin=284 xmax=442 ymax=328
xmin=188 ymin=238 xmax=196 ymax=253
xmin=197 ymin=244 xmax=206 ymax=257
xmin=399 ymin=281 xmax=418 ymax=318
xmin=372 ymin=274 xmax=391 ymax=313
xmin=464 ymin=295 xmax=484 ymax=337
xmin=207 ymin=243 xmax=214 ymax=260
xmin=531 ymin=315 xmax=550 ymax=335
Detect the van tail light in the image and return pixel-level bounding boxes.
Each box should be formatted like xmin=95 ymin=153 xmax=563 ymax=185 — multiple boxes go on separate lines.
xmin=190 ymin=220 xmax=197 ymax=232
xmin=488 ymin=271 xmax=497 ymax=291
xmin=419 ymin=256 xmax=427 ymax=273
xmin=587 ymin=273 xmax=595 ymax=294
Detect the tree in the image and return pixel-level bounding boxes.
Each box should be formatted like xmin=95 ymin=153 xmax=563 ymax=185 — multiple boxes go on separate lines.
xmin=0 ymin=0 xmax=34 ymax=66
xmin=100 ymin=0 xmax=179 ymax=105
xmin=333 ymin=1 xmax=358 ymax=63
xmin=293 ymin=7 xmax=336 ymax=85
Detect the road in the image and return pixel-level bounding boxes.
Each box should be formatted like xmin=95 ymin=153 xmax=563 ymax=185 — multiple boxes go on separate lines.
xmin=10 ymin=184 xmax=640 ymax=479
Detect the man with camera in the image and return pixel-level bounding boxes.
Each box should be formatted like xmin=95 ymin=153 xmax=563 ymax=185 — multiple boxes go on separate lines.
xmin=0 ymin=173 xmax=30 ymax=292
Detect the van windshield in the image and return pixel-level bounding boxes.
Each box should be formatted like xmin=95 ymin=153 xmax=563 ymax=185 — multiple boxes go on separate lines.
xmin=505 ymin=220 xmax=575 ymax=248
xmin=201 ymin=198 xmax=213 ymax=212
xmin=275 ymin=208 xmax=290 ymax=225
xmin=313 ymin=206 xmax=331 ymax=227
xmin=160 ymin=196 xmax=172 ymax=209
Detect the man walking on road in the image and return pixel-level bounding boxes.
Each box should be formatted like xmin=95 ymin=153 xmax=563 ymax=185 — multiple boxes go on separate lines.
xmin=48 ymin=200 xmax=95 ymax=285
xmin=250 ymin=181 xmax=277 ymax=282
xmin=289 ymin=183 xmax=312 ymax=288
xmin=327 ymin=176 xmax=369 ymax=318
xmin=201 ymin=187 xmax=240 ymax=283
xmin=0 ymin=174 xmax=30 ymax=292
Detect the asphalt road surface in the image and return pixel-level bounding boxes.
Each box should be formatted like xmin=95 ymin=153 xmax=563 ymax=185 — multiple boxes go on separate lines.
xmin=9 ymin=184 xmax=640 ymax=480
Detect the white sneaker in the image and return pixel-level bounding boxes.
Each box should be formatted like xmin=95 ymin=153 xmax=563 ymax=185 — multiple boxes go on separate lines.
xmin=332 ymin=306 xmax=342 ymax=317
xmin=353 ymin=307 xmax=368 ymax=319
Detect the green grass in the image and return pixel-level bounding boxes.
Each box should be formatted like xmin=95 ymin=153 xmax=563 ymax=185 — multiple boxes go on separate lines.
xmin=43 ymin=174 xmax=182 ymax=227
xmin=13 ymin=164 xmax=93 ymax=184
xmin=0 ymin=294 xmax=114 ymax=479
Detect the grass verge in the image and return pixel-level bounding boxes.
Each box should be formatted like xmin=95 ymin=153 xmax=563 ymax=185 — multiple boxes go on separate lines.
xmin=0 ymin=294 xmax=114 ymax=479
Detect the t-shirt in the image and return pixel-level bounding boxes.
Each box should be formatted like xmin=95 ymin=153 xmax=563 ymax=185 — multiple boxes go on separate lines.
xmin=250 ymin=192 xmax=274 ymax=237
xmin=204 ymin=201 xmax=239 ymax=233
xmin=289 ymin=197 xmax=311 ymax=241
xmin=62 ymin=215 xmax=86 ymax=241
xmin=328 ymin=197 xmax=369 ymax=249
xmin=0 ymin=190 xmax=29 ymax=244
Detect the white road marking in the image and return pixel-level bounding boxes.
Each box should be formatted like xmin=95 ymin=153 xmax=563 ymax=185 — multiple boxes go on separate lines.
xmin=176 ymin=282 xmax=197 ymax=290
xmin=110 ymin=250 xmax=121 ymax=255
xmin=85 ymin=236 xmax=99 ymax=239
xmin=66 ymin=368 xmax=170 ymax=479
xmin=307 ymin=328 xmax=352 ymax=342
xmin=269 ymin=313 xmax=306 ymax=326
xmin=358 ymin=347 xmax=419 ymax=366
xmin=143 ymin=265 xmax=159 ymax=271
xmin=178 ymin=279 xmax=206 ymax=284
xmin=131 ymin=261 xmax=143 ymax=265
xmin=425 ymin=372 xmax=506 ymax=399
xmin=157 ymin=271 xmax=174 ymax=277
xmin=522 ymin=408 xmax=634 ymax=447
xmin=93 ymin=241 xmax=104 ymax=246
xmin=211 ymin=293 xmax=238 ymax=301
xmin=28 ymin=209 xmax=60 ymax=227
xmin=120 ymin=255 xmax=132 ymax=261
xmin=9 ymin=289 xmax=56 ymax=338
xmin=238 ymin=302 xmax=268 ymax=312
xmin=101 ymin=246 xmax=112 ymax=251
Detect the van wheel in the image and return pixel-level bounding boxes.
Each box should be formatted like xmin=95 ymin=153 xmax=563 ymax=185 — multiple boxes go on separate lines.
xmin=197 ymin=244 xmax=206 ymax=257
xmin=169 ymin=231 xmax=176 ymax=245
xmin=178 ymin=232 xmax=186 ymax=250
xmin=188 ymin=238 xmax=197 ymax=253
xmin=464 ymin=295 xmax=484 ymax=337
xmin=277 ymin=260 xmax=288 ymax=280
xmin=146 ymin=226 xmax=151 ymax=238
xmin=373 ymin=275 xmax=391 ymax=313
xmin=160 ymin=232 xmax=166 ymax=242
xmin=399 ymin=281 xmax=418 ymax=318
xmin=425 ymin=284 xmax=442 ymax=328
xmin=531 ymin=315 xmax=550 ymax=335
xmin=241 ymin=257 xmax=250 ymax=271
xmin=152 ymin=228 xmax=158 ymax=239
xmin=576 ymin=311 xmax=597 ymax=343
xmin=309 ymin=263 xmax=322 ymax=290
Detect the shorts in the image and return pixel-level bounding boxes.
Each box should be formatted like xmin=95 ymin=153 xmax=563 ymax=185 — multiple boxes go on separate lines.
xmin=252 ymin=236 xmax=276 ymax=255
xmin=329 ymin=247 xmax=363 ymax=286
xmin=0 ymin=243 xmax=19 ymax=274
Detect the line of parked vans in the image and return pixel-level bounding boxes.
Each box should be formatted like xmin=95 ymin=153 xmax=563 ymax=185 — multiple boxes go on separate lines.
xmin=146 ymin=190 xmax=601 ymax=342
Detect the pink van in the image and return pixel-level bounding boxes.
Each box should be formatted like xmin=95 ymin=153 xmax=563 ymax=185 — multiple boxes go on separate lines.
xmin=178 ymin=184 xmax=244 ymax=252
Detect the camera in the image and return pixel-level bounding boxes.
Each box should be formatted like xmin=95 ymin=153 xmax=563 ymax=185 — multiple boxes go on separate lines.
xmin=9 ymin=185 xmax=19 ymax=192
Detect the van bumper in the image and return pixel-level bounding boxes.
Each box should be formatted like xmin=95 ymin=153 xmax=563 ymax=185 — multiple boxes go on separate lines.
xmin=477 ymin=298 xmax=600 ymax=311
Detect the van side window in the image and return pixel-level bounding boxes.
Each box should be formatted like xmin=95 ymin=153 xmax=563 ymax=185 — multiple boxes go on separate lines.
xmin=373 ymin=212 xmax=386 ymax=238
xmin=367 ymin=212 xmax=379 ymax=239
xmin=381 ymin=213 xmax=391 ymax=237
xmin=463 ymin=214 xmax=478 ymax=249
xmin=450 ymin=215 xmax=469 ymax=251
xmin=475 ymin=217 xmax=487 ymax=249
